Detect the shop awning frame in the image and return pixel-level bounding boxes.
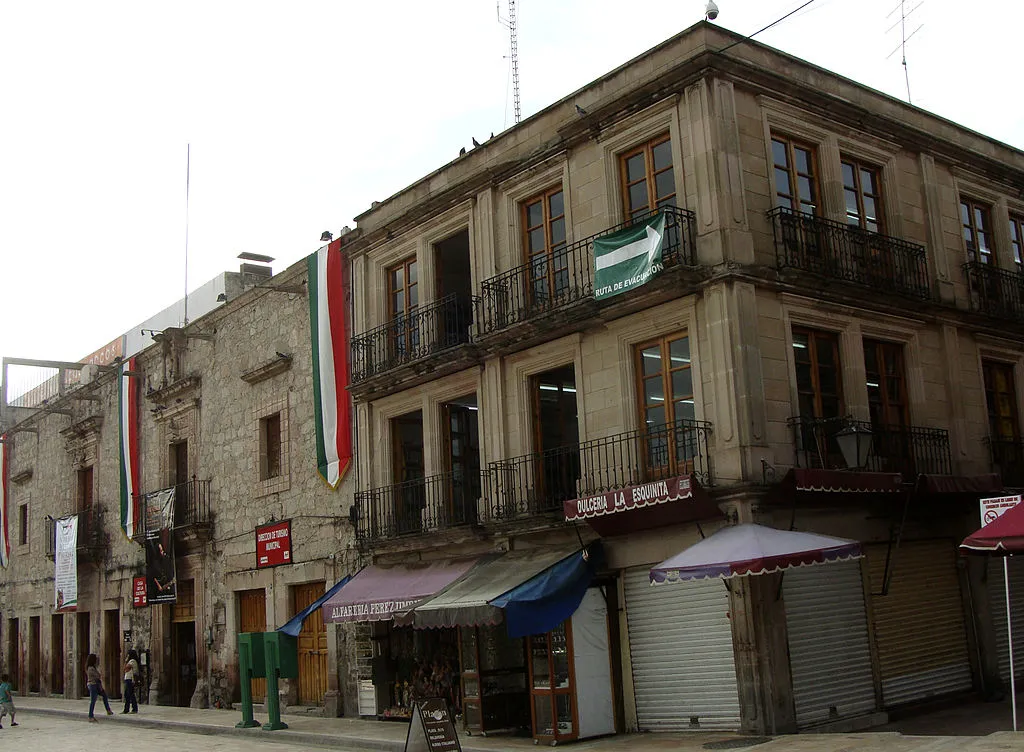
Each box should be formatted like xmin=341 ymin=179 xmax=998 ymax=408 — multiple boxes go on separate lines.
xmin=784 ymin=468 xmax=903 ymax=494
xmin=279 ymin=574 xmax=351 ymax=636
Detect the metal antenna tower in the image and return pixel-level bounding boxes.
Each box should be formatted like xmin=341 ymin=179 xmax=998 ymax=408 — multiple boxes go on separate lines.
xmin=886 ymin=0 xmax=924 ymax=104
xmin=508 ymin=0 xmax=521 ymax=124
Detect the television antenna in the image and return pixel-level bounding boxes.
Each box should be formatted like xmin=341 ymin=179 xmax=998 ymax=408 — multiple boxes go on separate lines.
xmin=497 ymin=0 xmax=521 ymax=124
xmin=886 ymin=0 xmax=924 ymax=104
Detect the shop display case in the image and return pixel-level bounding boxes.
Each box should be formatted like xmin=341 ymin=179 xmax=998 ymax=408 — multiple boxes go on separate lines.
xmin=459 ymin=624 xmax=530 ymax=735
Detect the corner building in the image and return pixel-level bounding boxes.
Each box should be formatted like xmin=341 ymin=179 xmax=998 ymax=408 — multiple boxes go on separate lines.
xmin=337 ymin=22 xmax=1024 ymax=737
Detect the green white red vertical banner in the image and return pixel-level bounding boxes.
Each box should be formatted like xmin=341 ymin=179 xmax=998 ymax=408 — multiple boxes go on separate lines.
xmin=0 ymin=435 xmax=9 ymax=568
xmin=308 ymin=238 xmax=352 ymax=489
xmin=119 ymin=356 xmax=141 ymax=538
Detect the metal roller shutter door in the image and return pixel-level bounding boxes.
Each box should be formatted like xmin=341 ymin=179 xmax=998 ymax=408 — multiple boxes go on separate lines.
xmin=624 ymin=567 xmax=740 ymax=731
xmin=988 ymin=556 xmax=1024 ymax=684
xmin=866 ymin=541 xmax=972 ymax=707
xmin=783 ymin=561 xmax=877 ymax=728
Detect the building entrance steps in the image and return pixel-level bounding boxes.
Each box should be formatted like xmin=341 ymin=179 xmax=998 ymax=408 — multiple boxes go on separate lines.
xmin=11 ymin=694 xmax=1024 ymax=752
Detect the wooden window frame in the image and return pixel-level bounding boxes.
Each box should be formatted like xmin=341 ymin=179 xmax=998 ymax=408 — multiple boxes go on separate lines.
xmin=772 ymin=134 xmax=820 ymax=215
xmin=387 ymin=255 xmax=419 ymax=357
xmin=983 ymin=360 xmax=1021 ymax=442
xmin=863 ymin=339 xmax=910 ymax=429
xmin=633 ymin=333 xmax=695 ymax=480
xmin=527 ymin=620 xmax=579 ymax=743
xmin=259 ymin=412 xmax=282 ymax=481
xmin=521 ymin=186 xmax=567 ymax=304
xmin=961 ymin=198 xmax=995 ymax=265
xmin=18 ymin=503 xmax=28 ymax=547
xmin=841 ymin=157 xmax=885 ymax=234
xmin=619 ymin=133 xmax=676 ymax=220
xmin=1009 ymin=215 xmax=1024 ymax=272
xmin=792 ymin=327 xmax=844 ymax=419
xmin=77 ymin=467 xmax=93 ymax=512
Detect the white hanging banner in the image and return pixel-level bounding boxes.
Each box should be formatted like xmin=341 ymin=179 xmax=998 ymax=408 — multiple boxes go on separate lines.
xmin=55 ymin=515 xmax=79 ymax=611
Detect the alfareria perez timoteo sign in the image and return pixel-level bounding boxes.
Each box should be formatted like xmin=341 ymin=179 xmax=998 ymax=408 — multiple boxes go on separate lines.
xmin=256 ymin=520 xmax=292 ymax=569
xmin=593 ymin=212 xmax=666 ymax=300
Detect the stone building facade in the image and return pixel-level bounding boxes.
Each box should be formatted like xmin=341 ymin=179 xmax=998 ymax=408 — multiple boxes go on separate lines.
xmin=3 ymin=20 xmax=1024 ymax=738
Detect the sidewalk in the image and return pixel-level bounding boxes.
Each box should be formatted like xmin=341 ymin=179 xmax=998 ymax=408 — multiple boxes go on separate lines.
xmin=13 ymin=694 xmax=1024 ymax=752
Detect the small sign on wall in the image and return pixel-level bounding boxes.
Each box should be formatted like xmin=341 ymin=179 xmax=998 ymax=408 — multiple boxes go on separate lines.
xmin=132 ymin=576 xmax=148 ymax=607
xmin=256 ymin=520 xmax=292 ymax=569
xmin=123 ymin=630 xmax=132 ymax=644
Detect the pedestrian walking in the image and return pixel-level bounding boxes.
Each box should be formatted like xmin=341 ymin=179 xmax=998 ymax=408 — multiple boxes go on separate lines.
xmin=85 ymin=653 xmax=113 ymax=722
xmin=0 ymin=673 xmax=17 ymax=728
xmin=122 ymin=649 xmax=140 ymax=714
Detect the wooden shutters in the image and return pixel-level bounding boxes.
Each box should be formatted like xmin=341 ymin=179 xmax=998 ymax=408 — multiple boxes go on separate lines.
xmin=772 ymin=135 xmax=819 ymax=214
xmin=984 ymin=361 xmax=1020 ymax=442
xmin=792 ymin=328 xmax=843 ymax=420
xmin=961 ymin=199 xmax=995 ymax=264
xmin=620 ymin=134 xmax=676 ymax=220
xmin=293 ymin=582 xmax=328 ymax=705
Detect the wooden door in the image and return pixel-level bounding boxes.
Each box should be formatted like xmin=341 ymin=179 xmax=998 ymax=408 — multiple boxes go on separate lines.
xmin=171 ymin=579 xmax=197 ymax=706
xmin=237 ymin=589 xmax=267 ymax=702
xmin=28 ymin=616 xmax=40 ymax=693
xmin=51 ymin=615 xmax=65 ymax=695
xmin=103 ymin=609 xmax=121 ymax=698
xmin=75 ymin=612 xmax=89 ymax=696
xmin=293 ymin=582 xmax=327 ymax=705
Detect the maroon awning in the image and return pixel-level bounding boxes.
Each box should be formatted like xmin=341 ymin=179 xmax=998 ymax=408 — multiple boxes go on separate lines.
xmin=784 ymin=468 xmax=903 ymax=493
xmin=563 ymin=474 xmax=721 ymax=537
xmin=920 ymin=473 xmax=1002 ymax=495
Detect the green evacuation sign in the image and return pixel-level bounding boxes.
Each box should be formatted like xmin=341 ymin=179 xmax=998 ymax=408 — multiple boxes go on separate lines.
xmin=593 ymin=212 xmax=666 ymax=300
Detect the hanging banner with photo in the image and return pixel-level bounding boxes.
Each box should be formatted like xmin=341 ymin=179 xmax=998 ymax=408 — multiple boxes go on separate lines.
xmin=143 ymin=488 xmax=177 ymax=604
xmin=593 ymin=211 xmax=666 ymax=301
xmin=54 ymin=515 xmax=79 ymax=611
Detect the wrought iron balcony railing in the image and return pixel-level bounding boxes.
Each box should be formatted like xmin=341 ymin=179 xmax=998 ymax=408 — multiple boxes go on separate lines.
xmin=986 ymin=437 xmax=1024 ymax=488
xmin=485 ymin=418 xmax=712 ymax=522
xmin=45 ymin=506 xmax=103 ymax=559
xmin=789 ymin=415 xmax=951 ymax=477
xmin=132 ymin=477 xmax=212 ymax=538
xmin=354 ymin=470 xmax=482 ymax=542
xmin=769 ymin=207 xmax=931 ymax=300
xmin=351 ymin=294 xmax=475 ymax=383
xmin=963 ymin=262 xmax=1024 ymax=321
xmin=477 ymin=206 xmax=697 ymax=336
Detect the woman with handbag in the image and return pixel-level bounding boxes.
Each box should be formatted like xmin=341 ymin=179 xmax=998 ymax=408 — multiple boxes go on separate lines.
xmin=85 ymin=653 xmax=114 ymax=722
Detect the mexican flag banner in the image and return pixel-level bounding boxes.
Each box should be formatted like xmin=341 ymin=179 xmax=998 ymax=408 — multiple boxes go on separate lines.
xmin=119 ymin=356 xmax=141 ymax=539
xmin=308 ymin=238 xmax=352 ymax=489
xmin=593 ymin=212 xmax=666 ymax=301
xmin=0 ymin=436 xmax=9 ymax=568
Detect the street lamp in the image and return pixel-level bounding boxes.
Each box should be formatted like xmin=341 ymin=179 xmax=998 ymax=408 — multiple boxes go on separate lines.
xmin=835 ymin=423 xmax=873 ymax=470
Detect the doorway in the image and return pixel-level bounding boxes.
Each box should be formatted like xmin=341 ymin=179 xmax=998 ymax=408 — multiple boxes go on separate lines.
xmin=170 ymin=440 xmax=190 ymax=524
xmin=392 ymin=410 xmax=425 ymax=534
xmin=7 ymin=618 xmax=19 ymax=690
xmin=171 ymin=579 xmax=197 ymax=706
xmin=434 ymin=229 xmax=473 ymax=347
xmin=531 ymin=366 xmax=580 ymax=511
xmin=51 ymin=614 xmax=65 ymax=695
xmin=76 ymin=612 xmax=89 ymax=696
xmin=103 ymin=609 xmax=121 ymax=699
xmin=28 ymin=616 xmax=40 ymax=693
xmin=442 ymin=395 xmax=481 ymax=526
xmin=237 ymin=589 xmax=267 ymax=702
xmin=293 ymin=582 xmax=328 ymax=705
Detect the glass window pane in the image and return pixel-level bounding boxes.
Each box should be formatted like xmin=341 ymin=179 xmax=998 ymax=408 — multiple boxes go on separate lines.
xmin=391 ymin=267 xmax=403 ymax=290
xmin=774 ymin=168 xmax=791 ymax=197
xmin=653 ymin=140 xmax=673 ymax=171
xmin=669 ymin=337 xmax=690 ymax=364
xmin=655 ymin=169 xmax=675 ymax=202
xmin=556 ymin=694 xmax=574 ymax=736
xmin=771 ymin=139 xmax=788 ymax=168
xmin=644 ymin=376 xmax=665 ymax=405
xmin=641 ymin=346 xmax=661 ymax=377
xmin=550 ymin=217 xmax=565 ymax=246
xmin=816 ymin=338 xmax=836 ymax=367
xmin=551 ymin=625 xmax=570 ymax=688
xmin=845 ymin=189 xmax=860 ymax=222
xmin=795 ymin=147 xmax=812 ymax=175
xmin=960 ymin=202 xmax=970 ymax=226
xmin=841 ymin=162 xmax=855 ymax=188
xmin=629 ymin=181 xmax=649 ymax=212
xmin=798 ymin=176 xmax=813 ymax=202
xmin=548 ymin=191 xmax=564 ymax=218
xmin=863 ymin=197 xmax=878 ymax=225
xmin=529 ymin=227 xmax=546 ymax=253
xmin=408 ymin=285 xmax=418 ymax=308
xmin=408 ymin=261 xmax=417 ymax=285
xmin=671 ymin=369 xmax=693 ymax=401
xmin=645 ymin=405 xmax=666 ymax=427
xmin=675 ymin=399 xmax=696 ymax=422
xmin=625 ymin=153 xmax=646 ymax=183
xmin=527 ymin=200 xmax=544 ymax=228
xmin=534 ymin=695 xmax=554 ymax=736
xmin=861 ymin=168 xmax=877 ymax=194
xmin=531 ymin=634 xmax=550 ymax=689
xmin=393 ymin=290 xmax=404 ymax=314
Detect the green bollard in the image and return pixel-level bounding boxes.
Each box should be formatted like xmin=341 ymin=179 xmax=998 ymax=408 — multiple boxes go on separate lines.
xmin=262 ymin=636 xmax=288 ymax=731
xmin=235 ymin=639 xmax=261 ymax=728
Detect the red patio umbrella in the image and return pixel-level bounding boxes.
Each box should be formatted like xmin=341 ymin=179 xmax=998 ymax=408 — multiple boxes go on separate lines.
xmin=960 ymin=498 xmax=1024 ymax=553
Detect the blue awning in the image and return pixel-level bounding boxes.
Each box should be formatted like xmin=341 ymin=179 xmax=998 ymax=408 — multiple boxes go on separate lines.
xmin=278 ymin=574 xmax=352 ymax=637
xmin=490 ymin=541 xmax=603 ymax=638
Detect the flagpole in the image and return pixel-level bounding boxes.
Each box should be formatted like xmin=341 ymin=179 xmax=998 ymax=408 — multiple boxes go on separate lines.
xmin=1005 ymin=556 xmax=1017 ymax=732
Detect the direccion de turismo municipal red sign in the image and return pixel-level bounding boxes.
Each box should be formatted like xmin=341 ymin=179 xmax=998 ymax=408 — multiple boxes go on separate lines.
xmin=256 ymin=520 xmax=292 ymax=569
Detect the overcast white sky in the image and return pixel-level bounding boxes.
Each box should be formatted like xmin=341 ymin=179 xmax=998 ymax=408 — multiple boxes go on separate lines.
xmin=2 ymin=0 xmax=1022 ymax=370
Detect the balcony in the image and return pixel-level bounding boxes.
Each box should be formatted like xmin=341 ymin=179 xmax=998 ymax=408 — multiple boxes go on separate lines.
xmin=962 ymin=262 xmax=1024 ymax=322
xmin=986 ymin=437 xmax=1024 ymax=488
xmin=350 ymin=293 xmax=477 ymax=395
xmin=789 ymin=416 xmax=951 ymax=477
xmin=476 ymin=207 xmax=698 ymax=345
xmin=769 ymin=207 xmax=931 ymax=301
xmin=353 ymin=471 xmax=482 ymax=542
xmin=485 ymin=418 xmax=713 ymax=524
xmin=45 ymin=506 xmax=105 ymax=561
xmin=133 ymin=478 xmax=213 ymax=543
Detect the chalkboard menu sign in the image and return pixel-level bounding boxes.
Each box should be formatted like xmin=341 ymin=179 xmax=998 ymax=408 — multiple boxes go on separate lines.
xmin=404 ymin=698 xmax=462 ymax=752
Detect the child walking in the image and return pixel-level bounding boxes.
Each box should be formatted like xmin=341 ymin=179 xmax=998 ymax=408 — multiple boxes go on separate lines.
xmin=0 ymin=673 xmax=17 ymax=728
xmin=85 ymin=654 xmax=113 ymax=722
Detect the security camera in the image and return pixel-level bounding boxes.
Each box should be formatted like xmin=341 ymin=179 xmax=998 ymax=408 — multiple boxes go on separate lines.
xmin=705 ymin=0 xmax=719 ymax=20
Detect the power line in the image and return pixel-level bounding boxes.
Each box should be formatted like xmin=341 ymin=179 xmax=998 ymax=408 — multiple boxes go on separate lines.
xmin=716 ymin=0 xmax=818 ymax=55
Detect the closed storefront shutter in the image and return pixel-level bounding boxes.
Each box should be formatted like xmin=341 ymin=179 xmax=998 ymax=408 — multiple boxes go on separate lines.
xmin=623 ymin=567 xmax=740 ymax=731
xmin=784 ymin=560 xmax=877 ymax=728
xmin=988 ymin=556 xmax=1024 ymax=684
xmin=866 ymin=540 xmax=972 ymax=706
